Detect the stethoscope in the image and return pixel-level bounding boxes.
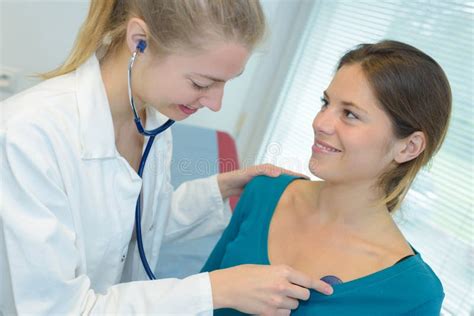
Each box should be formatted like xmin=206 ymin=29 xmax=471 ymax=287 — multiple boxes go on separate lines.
xmin=128 ymin=39 xmax=175 ymax=280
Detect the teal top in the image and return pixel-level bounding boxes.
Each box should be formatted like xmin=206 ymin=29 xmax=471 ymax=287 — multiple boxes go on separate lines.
xmin=201 ymin=175 xmax=444 ymax=315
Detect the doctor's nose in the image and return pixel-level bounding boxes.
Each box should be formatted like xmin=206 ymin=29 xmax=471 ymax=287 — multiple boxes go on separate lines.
xmin=199 ymin=86 xmax=224 ymax=112
xmin=313 ymin=109 xmax=336 ymax=135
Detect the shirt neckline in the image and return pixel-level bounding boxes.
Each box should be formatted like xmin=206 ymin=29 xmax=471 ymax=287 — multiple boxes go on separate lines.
xmin=258 ymin=176 xmax=422 ymax=296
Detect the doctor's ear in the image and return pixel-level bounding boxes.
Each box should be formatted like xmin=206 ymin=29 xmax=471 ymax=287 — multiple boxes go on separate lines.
xmin=126 ymin=18 xmax=149 ymax=54
xmin=394 ymin=131 xmax=426 ymax=164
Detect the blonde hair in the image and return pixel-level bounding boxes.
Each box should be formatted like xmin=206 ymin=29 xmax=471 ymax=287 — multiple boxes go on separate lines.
xmin=337 ymin=40 xmax=452 ymax=212
xmin=41 ymin=0 xmax=266 ymax=79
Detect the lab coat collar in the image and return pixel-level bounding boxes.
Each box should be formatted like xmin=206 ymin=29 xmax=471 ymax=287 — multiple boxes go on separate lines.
xmin=76 ymin=55 xmax=117 ymax=159
xmin=75 ymin=55 xmax=171 ymax=160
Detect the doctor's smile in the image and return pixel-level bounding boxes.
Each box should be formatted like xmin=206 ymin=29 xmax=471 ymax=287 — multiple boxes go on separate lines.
xmin=178 ymin=104 xmax=199 ymax=115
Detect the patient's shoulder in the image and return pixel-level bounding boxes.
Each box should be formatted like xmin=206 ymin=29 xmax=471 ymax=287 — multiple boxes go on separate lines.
xmin=238 ymin=175 xmax=303 ymax=208
xmin=245 ymin=174 xmax=297 ymax=189
xmin=278 ymin=178 xmax=322 ymax=207
xmin=233 ymin=175 xmax=302 ymax=222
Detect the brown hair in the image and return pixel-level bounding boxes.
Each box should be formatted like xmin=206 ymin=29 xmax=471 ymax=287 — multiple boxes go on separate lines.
xmin=41 ymin=0 xmax=266 ymax=79
xmin=337 ymin=40 xmax=452 ymax=212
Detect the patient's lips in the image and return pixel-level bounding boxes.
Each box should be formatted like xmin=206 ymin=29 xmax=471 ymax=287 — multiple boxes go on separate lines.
xmin=312 ymin=140 xmax=342 ymax=154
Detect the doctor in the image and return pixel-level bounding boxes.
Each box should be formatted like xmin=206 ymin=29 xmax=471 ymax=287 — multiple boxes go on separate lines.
xmin=0 ymin=0 xmax=333 ymax=315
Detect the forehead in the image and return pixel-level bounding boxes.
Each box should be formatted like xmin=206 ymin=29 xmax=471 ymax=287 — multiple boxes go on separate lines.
xmin=160 ymin=42 xmax=250 ymax=80
xmin=329 ymin=65 xmax=375 ymax=103
xmin=329 ymin=64 xmax=396 ymax=129
xmin=328 ymin=64 xmax=387 ymax=113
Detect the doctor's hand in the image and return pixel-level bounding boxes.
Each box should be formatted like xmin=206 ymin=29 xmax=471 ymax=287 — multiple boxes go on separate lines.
xmin=217 ymin=164 xmax=308 ymax=200
xmin=209 ymin=264 xmax=333 ymax=315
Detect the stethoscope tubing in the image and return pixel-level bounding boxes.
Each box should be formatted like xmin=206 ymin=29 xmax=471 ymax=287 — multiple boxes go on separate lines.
xmin=135 ymin=135 xmax=157 ymax=280
xmin=128 ymin=42 xmax=175 ymax=280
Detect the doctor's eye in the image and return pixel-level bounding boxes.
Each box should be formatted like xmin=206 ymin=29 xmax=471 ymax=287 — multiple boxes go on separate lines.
xmin=191 ymin=81 xmax=211 ymax=91
xmin=320 ymin=97 xmax=329 ymax=109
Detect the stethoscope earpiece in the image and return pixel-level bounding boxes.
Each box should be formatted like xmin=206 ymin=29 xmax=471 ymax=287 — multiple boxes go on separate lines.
xmin=136 ymin=39 xmax=147 ymax=53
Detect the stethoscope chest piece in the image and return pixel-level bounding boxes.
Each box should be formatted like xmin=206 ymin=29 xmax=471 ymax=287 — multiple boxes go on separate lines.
xmin=320 ymin=275 xmax=343 ymax=285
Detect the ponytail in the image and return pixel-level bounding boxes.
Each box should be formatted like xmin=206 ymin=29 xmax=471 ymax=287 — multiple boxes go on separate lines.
xmin=379 ymin=159 xmax=422 ymax=212
xmin=40 ymin=0 xmax=266 ymax=80
xmin=40 ymin=0 xmax=118 ymax=79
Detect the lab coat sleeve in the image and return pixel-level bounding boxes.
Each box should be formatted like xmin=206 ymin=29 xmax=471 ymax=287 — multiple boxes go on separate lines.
xmin=164 ymin=173 xmax=232 ymax=243
xmin=200 ymin=181 xmax=250 ymax=272
xmin=0 ymin=126 xmax=213 ymax=315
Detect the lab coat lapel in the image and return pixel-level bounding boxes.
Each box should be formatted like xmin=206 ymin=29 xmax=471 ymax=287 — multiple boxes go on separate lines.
xmin=73 ymin=55 xmax=143 ymax=285
xmin=75 ymin=55 xmax=116 ymax=160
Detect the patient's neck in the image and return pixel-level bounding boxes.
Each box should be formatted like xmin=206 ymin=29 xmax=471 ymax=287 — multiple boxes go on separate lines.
xmin=307 ymin=180 xmax=391 ymax=231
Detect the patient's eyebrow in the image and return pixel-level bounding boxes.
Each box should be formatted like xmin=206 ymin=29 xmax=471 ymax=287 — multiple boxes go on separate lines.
xmin=341 ymin=101 xmax=368 ymax=114
xmin=323 ymin=90 xmax=368 ymax=114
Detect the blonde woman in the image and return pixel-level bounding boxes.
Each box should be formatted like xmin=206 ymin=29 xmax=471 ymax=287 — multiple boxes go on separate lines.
xmin=203 ymin=40 xmax=451 ymax=315
xmin=0 ymin=1 xmax=332 ymax=314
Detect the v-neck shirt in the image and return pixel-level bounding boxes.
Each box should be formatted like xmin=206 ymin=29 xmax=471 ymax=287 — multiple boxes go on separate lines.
xmin=202 ymin=175 xmax=444 ymax=315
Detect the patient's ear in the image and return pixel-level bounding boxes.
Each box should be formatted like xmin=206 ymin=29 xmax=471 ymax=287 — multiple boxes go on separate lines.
xmin=394 ymin=131 xmax=426 ymax=163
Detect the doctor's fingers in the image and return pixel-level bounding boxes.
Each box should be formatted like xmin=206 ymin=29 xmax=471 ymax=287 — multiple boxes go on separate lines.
xmin=285 ymin=267 xmax=333 ymax=296
xmin=271 ymin=295 xmax=299 ymax=311
xmin=252 ymin=163 xmax=310 ymax=180
xmin=275 ymin=309 xmax=292 ymax=316
xmin=284 ymin=283 xmax=311 ymax=301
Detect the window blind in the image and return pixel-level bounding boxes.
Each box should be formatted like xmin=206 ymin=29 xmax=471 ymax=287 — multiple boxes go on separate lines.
xmin=257 ymin=1 xmax=473 ymax=314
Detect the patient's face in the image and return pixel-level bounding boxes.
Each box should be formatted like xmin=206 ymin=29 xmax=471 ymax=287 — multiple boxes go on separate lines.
xmin=309 ymin=63 xmax=398 ymax=185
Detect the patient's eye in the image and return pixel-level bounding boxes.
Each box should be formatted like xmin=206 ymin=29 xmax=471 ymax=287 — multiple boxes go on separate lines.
xmin=320 ymin=97 xmax=329 ymax=109
xmin=344 ymin=109 xmax=359 ymax=120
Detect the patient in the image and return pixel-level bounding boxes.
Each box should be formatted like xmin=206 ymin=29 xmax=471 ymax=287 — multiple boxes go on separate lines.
xmin=202 ymin=40 xmax=451 ymax=315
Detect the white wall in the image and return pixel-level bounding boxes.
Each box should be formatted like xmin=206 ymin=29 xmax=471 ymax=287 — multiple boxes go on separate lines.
xmin=0 ymin=0 xmax=314 ymax=160
xmin=0 ymin=0 xmax=90 ymax=96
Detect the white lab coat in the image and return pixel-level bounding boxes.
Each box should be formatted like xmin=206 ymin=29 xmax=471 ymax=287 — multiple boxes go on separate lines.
xmin=0 ymin=56 xmax=232 ymax=315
